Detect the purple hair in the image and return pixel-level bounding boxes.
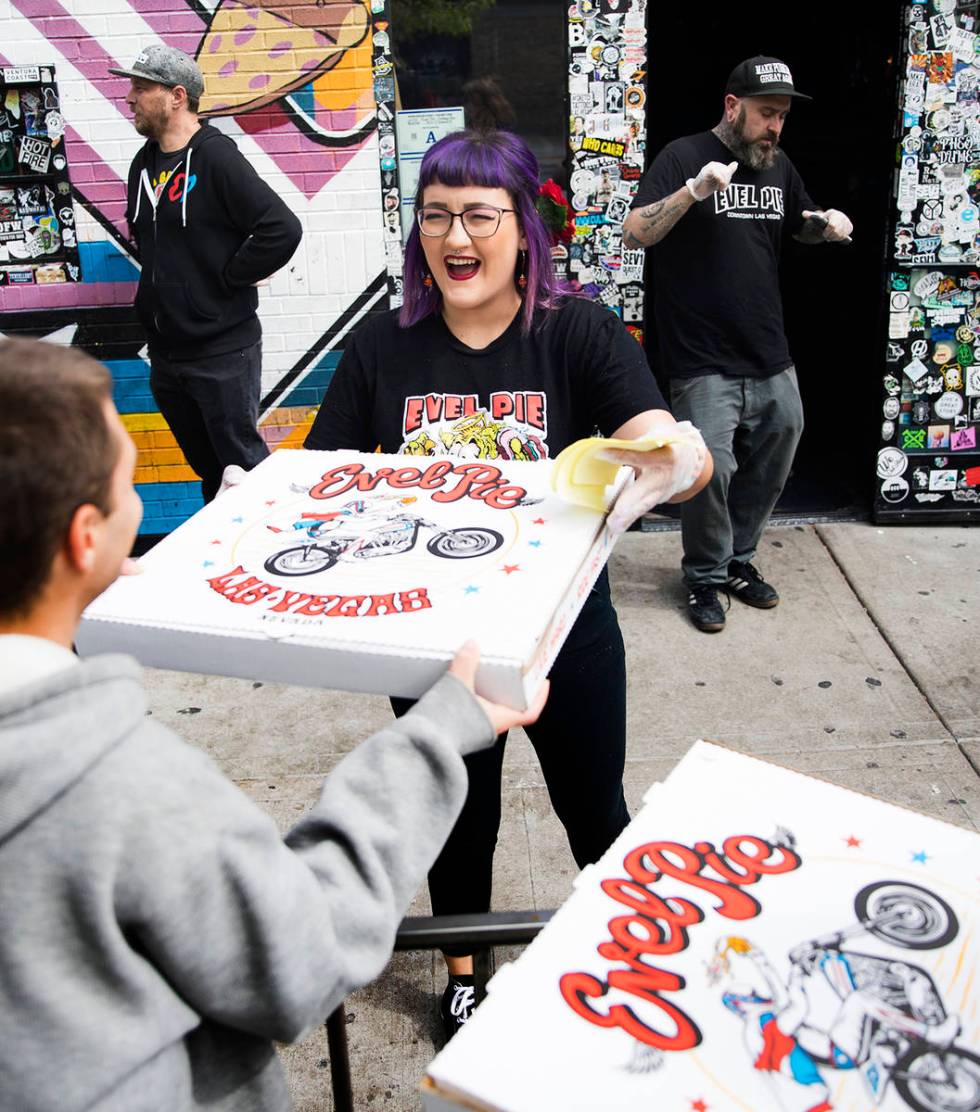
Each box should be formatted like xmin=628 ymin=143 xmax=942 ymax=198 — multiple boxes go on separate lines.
xmin=399 ymin=129 xmax=571 ymax=334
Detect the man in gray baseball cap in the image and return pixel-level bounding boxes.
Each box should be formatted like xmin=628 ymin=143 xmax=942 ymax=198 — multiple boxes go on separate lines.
xmin=109 ymin=44 xmax=204 ymax=108
xmin=110 ymin=45 xmax=301 ymax=504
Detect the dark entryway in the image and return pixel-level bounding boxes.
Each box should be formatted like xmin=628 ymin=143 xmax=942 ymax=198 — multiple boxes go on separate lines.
xmin=645 ymin=5 xmax=901 ymax=519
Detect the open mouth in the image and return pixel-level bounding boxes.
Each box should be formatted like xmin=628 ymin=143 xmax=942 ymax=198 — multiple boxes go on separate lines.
xmin=445 ymin=256 xmax=481 ymax=281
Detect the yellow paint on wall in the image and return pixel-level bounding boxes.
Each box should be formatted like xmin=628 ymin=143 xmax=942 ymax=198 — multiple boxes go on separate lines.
xmin=123 ymin=412 xmax=196 ymax=484
xmin=125 ymin=405 xmax=320 ymax=488
xmin=314 ymin=5 xmax=374 ymax=109
xmin=134 ymin=463 xmax=200 ymax=485
xmin=276 ymin=412 xmax=317 ymax=450
xmin=122 ymin=412 xmax=170 ymax=433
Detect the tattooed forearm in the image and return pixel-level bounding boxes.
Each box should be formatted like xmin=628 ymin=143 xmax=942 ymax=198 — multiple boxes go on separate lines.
xmin=622 ymin=187 xmax=693 ymax=248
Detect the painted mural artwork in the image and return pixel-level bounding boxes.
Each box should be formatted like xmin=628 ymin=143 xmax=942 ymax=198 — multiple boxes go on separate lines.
xmin=0 ymin=0 xmax=388 ymax=534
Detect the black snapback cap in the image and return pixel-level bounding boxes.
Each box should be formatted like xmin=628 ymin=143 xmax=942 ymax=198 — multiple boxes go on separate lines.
xmin=725 ymin=56 xmax=812 ymax=101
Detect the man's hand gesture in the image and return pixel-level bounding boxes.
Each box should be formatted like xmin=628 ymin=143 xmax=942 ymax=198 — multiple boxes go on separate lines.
xmin=802 ymin=208 xmax=853 ymax=243
xmin=686 ymin=160 xmax=738 ymax=202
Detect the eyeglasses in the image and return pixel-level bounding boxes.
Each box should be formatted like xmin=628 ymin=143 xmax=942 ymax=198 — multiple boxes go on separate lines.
xmin=416 ymin=205 xmax=517 ymax=238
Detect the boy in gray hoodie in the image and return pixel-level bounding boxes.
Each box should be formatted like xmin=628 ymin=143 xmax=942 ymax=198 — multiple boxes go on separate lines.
xmin=0 ymin=338 xmax=547 ymax=1112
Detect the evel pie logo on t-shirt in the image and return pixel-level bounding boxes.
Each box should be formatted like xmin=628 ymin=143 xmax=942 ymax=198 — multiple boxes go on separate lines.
xmin=713 ymin=184 xmax=785 ymax=222
xmin=399 ymin=391 xmax=549 ymax=462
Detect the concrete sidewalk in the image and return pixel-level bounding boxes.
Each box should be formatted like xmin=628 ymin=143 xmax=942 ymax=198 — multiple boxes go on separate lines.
xmin=141 ymin=520 xmax=979 ymax=1111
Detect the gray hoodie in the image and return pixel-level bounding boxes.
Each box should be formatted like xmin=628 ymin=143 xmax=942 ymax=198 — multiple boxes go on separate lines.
xmin=0 ymin=654 xmax=494 ymax=1111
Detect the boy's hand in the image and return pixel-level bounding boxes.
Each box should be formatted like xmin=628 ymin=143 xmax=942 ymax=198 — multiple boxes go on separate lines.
xmin=448 ymin=640 xmax=549 ymax=734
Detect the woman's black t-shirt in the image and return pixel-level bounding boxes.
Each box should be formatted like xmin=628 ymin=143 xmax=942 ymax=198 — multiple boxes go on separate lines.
xmin=305 ymin=296 xmax=666 ymax=457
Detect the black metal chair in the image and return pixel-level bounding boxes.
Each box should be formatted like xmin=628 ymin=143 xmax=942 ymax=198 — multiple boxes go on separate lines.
xmin=325 ymin=909 xmax=555 ymax=1112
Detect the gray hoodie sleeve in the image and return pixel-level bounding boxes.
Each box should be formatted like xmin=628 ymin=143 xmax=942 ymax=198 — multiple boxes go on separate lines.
xmin=111 ymin=672 xmax=494 ymax=1042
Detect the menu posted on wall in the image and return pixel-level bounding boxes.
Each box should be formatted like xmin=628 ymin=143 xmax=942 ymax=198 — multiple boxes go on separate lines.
xmin=423 ymin=741 xmax=979 ymax=1111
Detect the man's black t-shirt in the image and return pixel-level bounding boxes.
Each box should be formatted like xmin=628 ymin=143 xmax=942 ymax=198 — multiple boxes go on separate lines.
xmin=305 ymin=297 xmax=666 ymax=458
xmin=631 ymin=131 xmax=815 ymax=380
xmin=150 ymin=142 xmax=189 ymax=201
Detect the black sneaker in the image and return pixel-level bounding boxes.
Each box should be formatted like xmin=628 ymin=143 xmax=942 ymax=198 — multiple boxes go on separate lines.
xmin=726 ymin=560 xmax=779 ymax=608
xmin=687 ymin=584 xmax=726 ymax=632
xmin=440 ymin=976 xmax=476 ymax=1043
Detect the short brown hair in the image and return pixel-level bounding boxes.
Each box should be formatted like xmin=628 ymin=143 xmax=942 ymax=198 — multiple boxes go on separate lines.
xmin=0 ymin=339 xmax=117 ymax=618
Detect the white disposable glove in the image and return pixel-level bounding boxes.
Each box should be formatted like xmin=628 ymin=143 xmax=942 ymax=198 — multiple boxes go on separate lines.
xmin=600 ymin=421 xmax=707 ymax=535
xmin=803 ymin=208 xmax=853 ymax=242
xmin=217 ymin=463 xmax=247 ymax=496
xmin=686 ymin=160 xmax=738 ymax=202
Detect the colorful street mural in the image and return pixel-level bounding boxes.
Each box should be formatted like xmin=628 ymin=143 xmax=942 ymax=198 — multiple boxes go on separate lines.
xmin=0 ymin=0 xmax=388 ymax=533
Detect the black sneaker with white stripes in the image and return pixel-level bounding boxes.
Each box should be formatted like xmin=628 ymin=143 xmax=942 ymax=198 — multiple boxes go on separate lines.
xmin=687 ymin=584 xmax=726 ymax=632
xmin=440 ymin=975 xmax=476 ymax=1043
xmin=725 ymin=560 xmax=779 ymax=608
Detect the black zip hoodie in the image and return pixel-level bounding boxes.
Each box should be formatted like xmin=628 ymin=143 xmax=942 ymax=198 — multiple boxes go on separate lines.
xmin=125 ymin=123 xmax=302 ymax=360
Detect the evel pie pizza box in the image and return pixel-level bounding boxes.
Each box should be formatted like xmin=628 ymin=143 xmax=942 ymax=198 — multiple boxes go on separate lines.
xmin=421 ymin=741 xmax=980 ymax=1111
xmin=78 ymin=449 xmax=625 ymax=709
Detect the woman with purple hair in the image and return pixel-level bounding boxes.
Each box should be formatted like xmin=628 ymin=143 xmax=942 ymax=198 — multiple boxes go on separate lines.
xmin=306 ymin=129 xmax=711 ymax=1040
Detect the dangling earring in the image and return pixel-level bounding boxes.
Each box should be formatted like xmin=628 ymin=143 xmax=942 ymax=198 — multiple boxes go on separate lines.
xmin=517 ymin=250 xmax=527 ymax=291
xmin=423 ymin=271 xmax=433 ymax=288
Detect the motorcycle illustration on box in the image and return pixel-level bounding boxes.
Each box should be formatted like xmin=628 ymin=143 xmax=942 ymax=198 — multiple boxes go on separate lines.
xmin=263 ymin=501 xmax=504 ymax=577
xmin=712 ymin=881 xmax=978 ymax=1112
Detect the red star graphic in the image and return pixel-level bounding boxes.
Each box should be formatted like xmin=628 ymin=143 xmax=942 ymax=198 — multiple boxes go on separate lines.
xmin=210 ymin=539 xmax=222 ymax=545
xmin=502 ymin=564 xmax=520 ymax=575
xmin=845 ymin=835 xmax=861 ymax=848
xmin=533 ymin=517 xmax=546 ymax=525
xmin=691 ymin=1100 xmax=709 ymax=1112
xmin=265 ymin=500 xmax=276 ymax=506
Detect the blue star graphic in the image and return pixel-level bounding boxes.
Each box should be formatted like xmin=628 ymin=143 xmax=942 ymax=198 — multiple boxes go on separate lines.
xmin=231 ymin=516 xmax=244 ymax=524
xmin=203 ymin=560 xmax=214 ymax=568
xmin=911 ymin=850 xmax=929 ymax=864
xmin=529 ymin=539 xmax=542 ymax=547
xmin=464 ymin=585 xmax=479 ymax=595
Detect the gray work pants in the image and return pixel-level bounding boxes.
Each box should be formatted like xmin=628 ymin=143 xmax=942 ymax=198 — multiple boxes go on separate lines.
xmin=669 ymin=367 xmax=804 ymax=587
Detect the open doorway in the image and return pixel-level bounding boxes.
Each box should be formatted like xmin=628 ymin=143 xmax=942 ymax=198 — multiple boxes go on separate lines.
xmin=644 ymin=7 xmax=900 ymax=518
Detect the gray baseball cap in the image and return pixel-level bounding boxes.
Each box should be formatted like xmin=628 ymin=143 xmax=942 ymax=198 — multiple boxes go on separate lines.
xmin=109 ymin=45 xmax=204 ymax=101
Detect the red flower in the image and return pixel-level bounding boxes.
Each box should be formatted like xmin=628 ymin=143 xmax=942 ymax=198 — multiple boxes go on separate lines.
xmin=536 ymin=179 xmax=576 ymax=246
xmin=540 ymin=178 xmax=566 ymax=204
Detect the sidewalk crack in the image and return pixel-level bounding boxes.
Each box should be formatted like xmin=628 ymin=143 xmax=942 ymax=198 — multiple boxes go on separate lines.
xmin=813 ymin=525 xmax=961 ymax=751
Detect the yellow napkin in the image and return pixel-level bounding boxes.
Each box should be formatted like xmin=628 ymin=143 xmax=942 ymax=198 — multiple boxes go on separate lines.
xmin=551 ymin=432 xmax=683 ymax=512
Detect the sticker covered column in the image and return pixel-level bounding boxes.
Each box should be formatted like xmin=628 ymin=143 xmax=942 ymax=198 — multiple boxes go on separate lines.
xmin=876 ymin=3 xmax=980 ymax=520
xmin=566 ymin=0 xmax=647 ymax=341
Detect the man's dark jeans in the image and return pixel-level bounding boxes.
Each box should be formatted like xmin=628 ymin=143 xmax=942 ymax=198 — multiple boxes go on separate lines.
xmin=150 ymin=341 xmax=269 ymax=503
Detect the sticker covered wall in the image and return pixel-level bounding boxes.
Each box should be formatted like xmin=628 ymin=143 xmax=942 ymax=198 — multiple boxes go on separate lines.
xmin=0 ymin=66 xmax=81 ymax=286
xmin=566 ymin=0 xmax=647 ymax=340
xmin=877 ymin=2 xmax=980 ymax=521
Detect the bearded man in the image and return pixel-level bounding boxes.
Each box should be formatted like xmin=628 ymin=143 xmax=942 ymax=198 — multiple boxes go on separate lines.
xmin=623 ymin=57 xmax=852 ymax=632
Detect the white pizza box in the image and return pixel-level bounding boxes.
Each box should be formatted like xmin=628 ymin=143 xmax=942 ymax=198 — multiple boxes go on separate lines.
xmin=78 ymin=449 xmax=623 ymax=709
xmin=422 ymin=741 xmax=980 ymax=1111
